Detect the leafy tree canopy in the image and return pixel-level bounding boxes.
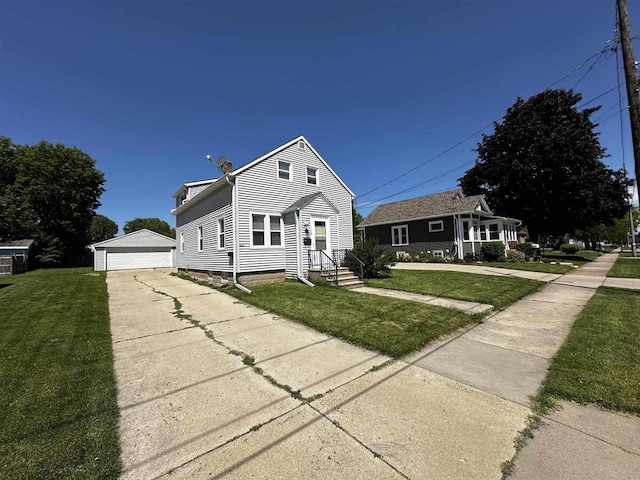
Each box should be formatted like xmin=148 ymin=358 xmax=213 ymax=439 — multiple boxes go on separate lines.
xmin=459 ymin=89 xmax=631 ymax=241
xmin=123 ymin=217 xmax=175 ymax=238
xmin=0 ymin=136 xmax=105 ymax=266
xmin=90 ymin=214 xmax=119 ymax=243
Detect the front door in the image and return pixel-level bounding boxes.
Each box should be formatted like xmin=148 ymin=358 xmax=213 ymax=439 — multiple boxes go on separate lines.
xmin=311 ymin=218 xmax=331 ymax=267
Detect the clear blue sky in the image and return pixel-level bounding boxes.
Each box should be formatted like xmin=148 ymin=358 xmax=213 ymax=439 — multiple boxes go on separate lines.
xmin=1 ymin=0 xmax=638 ymax=232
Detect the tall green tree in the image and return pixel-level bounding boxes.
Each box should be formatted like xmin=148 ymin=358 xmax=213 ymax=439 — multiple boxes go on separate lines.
xmin=0 ymin=136 xmax=105 ymax=265
xmin=459 ymin=89 xmax=631 ymax=241
xmin=90 ymin=214 xmax=119 ymax=243
xmin=123 ymin=217 xmax=175 ymax=238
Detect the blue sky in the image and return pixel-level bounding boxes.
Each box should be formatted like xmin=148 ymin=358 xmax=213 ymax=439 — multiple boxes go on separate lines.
xmin=1 ymin=0 xmax=638 ymax=232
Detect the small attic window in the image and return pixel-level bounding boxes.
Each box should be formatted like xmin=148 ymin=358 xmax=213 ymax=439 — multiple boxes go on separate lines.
xmin=475 ymin=204 xmax=482 ymax=210
xmin=298 ymin=140 xmax=306 ymax=150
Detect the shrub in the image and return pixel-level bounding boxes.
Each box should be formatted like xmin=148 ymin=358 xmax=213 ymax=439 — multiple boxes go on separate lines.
xmin=515 ymin=242 xmax=536 ymax=258
xmin=345 ymin=238 xmax=393 ymax=278
xmin=560 ymin=243 xmax=581 ymax=254
xmin=481 ymin=242 xmax=505 ymax=261
xmin=506 ymin=249 xmax=526 ymax=262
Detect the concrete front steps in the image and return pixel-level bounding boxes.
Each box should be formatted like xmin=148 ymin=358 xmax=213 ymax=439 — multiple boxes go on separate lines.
xmin=311 ymin=267 xmax=364 ymax=289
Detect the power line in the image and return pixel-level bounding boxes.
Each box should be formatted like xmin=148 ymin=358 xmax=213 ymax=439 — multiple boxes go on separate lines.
xmin=356 ymin=42 xmax=618 ymax=201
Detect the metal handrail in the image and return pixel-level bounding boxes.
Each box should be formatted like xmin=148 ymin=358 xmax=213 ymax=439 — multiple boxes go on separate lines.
xmin=344 ymin=250 xmax=364 ymax=279
xmin=308 ymin=250 xmax=339 ymax=285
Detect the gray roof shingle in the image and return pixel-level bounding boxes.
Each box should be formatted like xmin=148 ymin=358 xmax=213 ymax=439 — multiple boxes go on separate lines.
xmin=358 ymin=189 xmax=489 ymax=227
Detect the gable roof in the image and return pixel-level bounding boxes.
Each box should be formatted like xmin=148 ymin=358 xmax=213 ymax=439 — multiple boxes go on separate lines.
xmin=282 ymin=192 xmax=339 ymax=214
xmin=172 ymin=135 xmax=354 ymax=216
xmin=91 ymin=229 xmax=176 ymax=248
xmin=358 ymin=189 xmax=492 ymax=227
xmin=232 ymin=135 xmax=354 ymax=196
xmin=172 ymin=178 xmax=217 ymax=199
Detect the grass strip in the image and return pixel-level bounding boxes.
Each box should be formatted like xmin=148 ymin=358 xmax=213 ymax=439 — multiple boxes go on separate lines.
xmin=0 ymin=268 xmax=120 ymax=479
xmin=540 ymin=288 xmax=640 ymax=413
xmin=366 ymin=270 xmax=543 ymax=310
xmin=607 ymin=256 xmax=640 ymax=278
xmin=226 ymin=282 xmax=479 ymax=358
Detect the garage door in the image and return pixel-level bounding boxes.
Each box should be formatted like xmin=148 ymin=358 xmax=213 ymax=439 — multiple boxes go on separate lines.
xmin=106 ymin=250 xmax=172 ymax=270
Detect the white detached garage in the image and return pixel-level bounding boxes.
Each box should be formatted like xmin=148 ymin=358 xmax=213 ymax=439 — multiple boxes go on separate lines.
xmin=91 ymin=229 xmax=176 ymax=271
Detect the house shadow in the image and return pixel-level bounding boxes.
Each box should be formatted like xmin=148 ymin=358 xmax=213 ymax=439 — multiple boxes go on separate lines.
xmin=0 ymin=283 xmax=13 ymax=290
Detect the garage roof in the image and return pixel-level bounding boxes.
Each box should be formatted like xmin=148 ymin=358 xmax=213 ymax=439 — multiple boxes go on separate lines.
xmin=91 ymin=229 xmax=176 ymax=248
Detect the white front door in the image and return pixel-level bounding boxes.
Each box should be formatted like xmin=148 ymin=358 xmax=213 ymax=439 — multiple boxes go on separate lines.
xmin=310 ymin=218 xmax=331 ymax=266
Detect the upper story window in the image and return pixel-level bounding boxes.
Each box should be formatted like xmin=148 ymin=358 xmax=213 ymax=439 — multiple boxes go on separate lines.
xmin=298 ymin=140 xmax=306 ymax=150
xmin=306 ymin=166 xmax=318 ymax=185
xmin=218 ymin=218 xmax=225 ymax=249
xmin=251 ymin=213 xmax=283 ymax=247
xmin=278 ymin=160 xmax=291 ymax=181
xmin=391 ymin=225 xmax=409 ymax=246
xmin=429 ymin=220 xmax=444 ymax=232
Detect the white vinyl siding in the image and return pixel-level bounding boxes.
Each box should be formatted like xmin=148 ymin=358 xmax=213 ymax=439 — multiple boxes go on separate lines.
xmin=175 ymin=185 xmax=233 ymax=272
xmin=234 ymin=141 xmax=353 ymax=274
xmin=392 ymin=225 xmax=409 ymax=246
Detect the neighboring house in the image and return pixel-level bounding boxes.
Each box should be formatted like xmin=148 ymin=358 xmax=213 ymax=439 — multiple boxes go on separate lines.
xmin=90 ymin=229 xmax=176 ymax=271
xmin=0 ymin=239 xmax=34 ymax=275
xmin=171 ymin=135 xmax=355 ymax=287
xmin=357 ymin=189 xmax=520 ymax=259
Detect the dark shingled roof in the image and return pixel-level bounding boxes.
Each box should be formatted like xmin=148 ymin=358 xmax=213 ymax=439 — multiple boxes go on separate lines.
xmin=358 ymin=189 xmax=489 ymax=227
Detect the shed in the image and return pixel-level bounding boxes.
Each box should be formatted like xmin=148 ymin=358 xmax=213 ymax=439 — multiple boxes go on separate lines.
xmin=0 ymin=239 xmax=34 ymax=275
xmin=90 ymin=229 xmax=176 ymax=271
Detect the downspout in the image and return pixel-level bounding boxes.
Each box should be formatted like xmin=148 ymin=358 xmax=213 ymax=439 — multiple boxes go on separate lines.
xmin=225 ymin=175 xmax=252 ymax=294
xmin=296 ymin=209 xmax=314 ymax=287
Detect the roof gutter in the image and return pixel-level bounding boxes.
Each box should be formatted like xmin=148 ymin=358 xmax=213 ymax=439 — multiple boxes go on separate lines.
xmin=225 ymin=175 xmax=252 ymax=294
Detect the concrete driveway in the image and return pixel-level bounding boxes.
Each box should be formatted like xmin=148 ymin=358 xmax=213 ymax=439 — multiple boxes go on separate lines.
xmin=109 ymin=269 xmax=529 ymax=479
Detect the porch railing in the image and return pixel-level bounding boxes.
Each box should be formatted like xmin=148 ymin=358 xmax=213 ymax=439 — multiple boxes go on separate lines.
xmin=307 ymin=250 xmax=339 ymax=285
xmin=307 ymin=249 xmax=365 ymax=282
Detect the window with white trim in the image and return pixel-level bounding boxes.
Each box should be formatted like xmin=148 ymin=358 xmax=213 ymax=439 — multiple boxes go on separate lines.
xmin=473 ymin=220 xmax=480 ymax=241
xmin=391 ymin=225 xmax=409 ymax=246
xmin=489 ymin=223 xmax=500 ymax=240
xmin=480 ymin=224 xmax=487 ymax=241
xmin=298 ymin=140 xmax=306 ymax=150
xmin=429 ymin=220 xmax=444 ymax=232
xmin=278 ymin=160 xmax=291 ymax=180
xmin=270 ymin=215 xmax=282 ymax=246
xmin=180 ymin=232 xmax=184 ymax=253
xmin=251 ymin=213 xmax=283 ymax=247
xmin=197 ymin=226 xmax=203 ymax=251
xmin=306 ymin=166 xmax=318 ymax=185
xmin=218 ymin=218 xmax=225 ymax=249
xmin=463 ymin=221 xmax=470 ymax=241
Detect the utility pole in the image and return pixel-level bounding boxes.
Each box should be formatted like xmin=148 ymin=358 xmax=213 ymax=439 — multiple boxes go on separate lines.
xmin=617 ymin=0 xmax=639 ymax=255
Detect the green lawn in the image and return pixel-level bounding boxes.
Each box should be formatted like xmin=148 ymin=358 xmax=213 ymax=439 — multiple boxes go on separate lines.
xmin=607 ymin=256 xmax=640 ymax=278
xmin=470 ymin=262 xmax=573 ymax=274
xmin=227 ymin=282 xmax=479 ymax=358
xmin=366 ymin=270 xmax=544 ymax=310
xmin=540 ymin=288 xmax=640 ymax=413
xmin=0 ymin=268 xmax=120 ymax=479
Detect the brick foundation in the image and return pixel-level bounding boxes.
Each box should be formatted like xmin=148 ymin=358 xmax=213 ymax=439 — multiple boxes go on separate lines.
xmin=178 ymin=268 xmax=285 ymax=287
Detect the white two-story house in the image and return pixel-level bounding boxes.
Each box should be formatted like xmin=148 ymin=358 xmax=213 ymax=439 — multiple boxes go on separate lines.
xmin=171 ymin=135 xmax=355 ymax=288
